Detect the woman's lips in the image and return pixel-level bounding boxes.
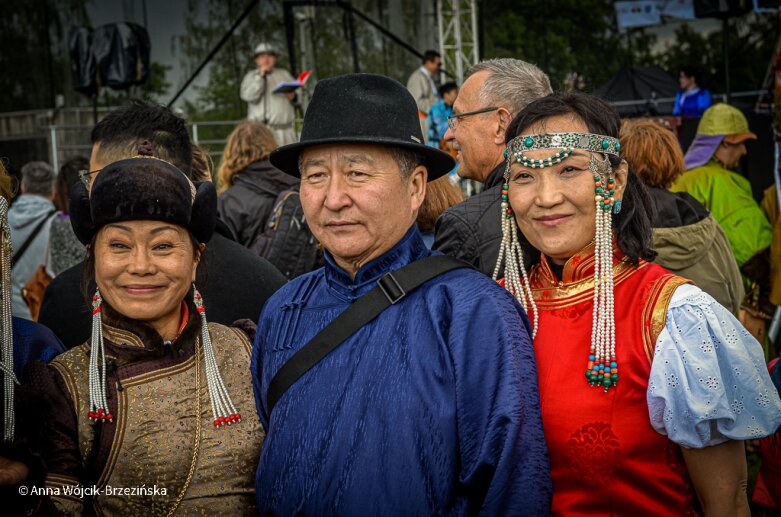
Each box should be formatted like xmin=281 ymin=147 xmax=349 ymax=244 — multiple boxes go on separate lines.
xmin=123 ymin=285 xmax=163 ymax=295
xmin=534 ymin=214 xmax=572 ymax=227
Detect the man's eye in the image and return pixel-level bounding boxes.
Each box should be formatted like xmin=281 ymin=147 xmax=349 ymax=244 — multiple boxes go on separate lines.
xmin=305 ymin=172 xmax=326 ymax=181
xmin=110 ymin=242 xmax=129 ymax=249
xmin=154 ymin=243 xmax=172 ymax=251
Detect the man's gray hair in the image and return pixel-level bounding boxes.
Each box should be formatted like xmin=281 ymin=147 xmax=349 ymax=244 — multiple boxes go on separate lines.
xmin=466 ymin=58 xmax=552 ymax=117
xmin=389 ymin=147 xmax=425 ymax=179
xmin=20 ymin=161 xmax=55 ymax=196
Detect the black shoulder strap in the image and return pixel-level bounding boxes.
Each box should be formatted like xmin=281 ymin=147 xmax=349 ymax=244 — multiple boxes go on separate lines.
xmin=266 ymin=254 xmax=469 ymax=416
xmin=11 ymin=209 xmax=56 ymax=268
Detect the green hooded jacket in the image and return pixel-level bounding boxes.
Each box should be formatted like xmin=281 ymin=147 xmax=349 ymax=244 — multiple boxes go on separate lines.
xmin=671 ymin=160 xmax=772 ymax=267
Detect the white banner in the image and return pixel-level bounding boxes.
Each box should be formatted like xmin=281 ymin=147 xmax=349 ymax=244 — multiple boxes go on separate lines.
xmin=615 ymin=1 xmax=662 ymax=31
xmin=659 ymin=0 xmax=696 ymax=19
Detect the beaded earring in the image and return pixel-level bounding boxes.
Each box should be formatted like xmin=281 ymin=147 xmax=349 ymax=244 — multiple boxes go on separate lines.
xmin=88 ymin=289 xmax=112 ymax=422
xmin=493 ymin=165 xmax=538 ymax=338
xmin=587 ymin=154 xmax=618 ymax=392
xmin=193 ymin=286 xmax=241 ymax=427
xmin=1 ymin=197 xmax=15 ymax=441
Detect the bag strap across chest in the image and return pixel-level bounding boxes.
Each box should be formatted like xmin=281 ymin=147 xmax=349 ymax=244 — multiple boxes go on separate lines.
xmin=266 ymin=255 xmax=470 ymax=415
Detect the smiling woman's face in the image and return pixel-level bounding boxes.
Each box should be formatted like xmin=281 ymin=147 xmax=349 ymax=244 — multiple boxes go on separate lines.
xmin=94 ymin=220 xmax=199 ymax=338
xmin=507 ymin=114 xmax=626 ymax=265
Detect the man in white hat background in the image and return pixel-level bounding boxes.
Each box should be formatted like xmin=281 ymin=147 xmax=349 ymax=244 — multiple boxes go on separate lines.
xmin=240 ymin=42 xmax=298 ymax=146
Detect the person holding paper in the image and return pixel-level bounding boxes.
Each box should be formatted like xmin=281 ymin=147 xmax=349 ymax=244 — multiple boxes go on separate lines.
xmin=240 ymin=42 xmax=298 ymax=146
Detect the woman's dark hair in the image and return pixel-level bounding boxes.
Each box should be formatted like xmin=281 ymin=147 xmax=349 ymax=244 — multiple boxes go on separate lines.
xmin=679 ymin=66 xmax=704 ymax=87
xmin=505 ymin=91 xmax=656 ymax=265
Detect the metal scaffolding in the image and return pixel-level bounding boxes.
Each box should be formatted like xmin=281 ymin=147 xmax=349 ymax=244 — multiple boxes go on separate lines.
xmin=436 ymin=0 xmax=479 ymax=85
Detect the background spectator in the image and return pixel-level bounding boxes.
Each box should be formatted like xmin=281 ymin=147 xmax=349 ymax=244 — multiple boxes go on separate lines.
xmin=9 ymin=161 xmax=56 ymax=319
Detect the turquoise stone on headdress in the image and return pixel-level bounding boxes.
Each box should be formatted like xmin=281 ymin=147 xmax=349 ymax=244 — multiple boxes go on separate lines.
xmin=505 ymin=132 xmax=622 ymax=159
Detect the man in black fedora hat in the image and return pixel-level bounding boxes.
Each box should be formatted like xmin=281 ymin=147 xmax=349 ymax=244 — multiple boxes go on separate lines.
xmin=251 ymin=73 xmax=551 ymax=515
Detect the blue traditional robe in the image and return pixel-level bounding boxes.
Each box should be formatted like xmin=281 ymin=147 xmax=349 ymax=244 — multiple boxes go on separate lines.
xmin=252 ymin=226 xmax=551 ymax=515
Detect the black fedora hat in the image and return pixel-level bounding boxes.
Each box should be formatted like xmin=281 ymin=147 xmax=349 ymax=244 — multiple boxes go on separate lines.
xmin=269 ymin=73 xmax=455 ymax=181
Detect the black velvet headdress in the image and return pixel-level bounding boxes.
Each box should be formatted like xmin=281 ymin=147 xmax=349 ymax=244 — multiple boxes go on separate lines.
xmin=70 ymin=155 xmax=217 ymax=245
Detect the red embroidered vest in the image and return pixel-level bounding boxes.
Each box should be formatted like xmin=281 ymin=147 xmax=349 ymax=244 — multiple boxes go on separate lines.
xmin=528 ymin=244 xmax=694 ymax=516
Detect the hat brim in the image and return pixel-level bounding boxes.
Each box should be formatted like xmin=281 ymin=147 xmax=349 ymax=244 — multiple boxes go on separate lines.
xmin=724 ymin=131 xmax=757 ymax=144
xmin=269 ymin=137 xmax=456 ymax=181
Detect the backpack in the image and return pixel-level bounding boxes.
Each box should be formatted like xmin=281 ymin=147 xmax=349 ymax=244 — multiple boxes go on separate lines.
xmin=250 ymin=188 xmax=318 ymax=280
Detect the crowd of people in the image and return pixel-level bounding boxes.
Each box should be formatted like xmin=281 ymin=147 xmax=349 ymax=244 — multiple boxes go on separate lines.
xmin=0 ymin=46 xmax=779 ymax=516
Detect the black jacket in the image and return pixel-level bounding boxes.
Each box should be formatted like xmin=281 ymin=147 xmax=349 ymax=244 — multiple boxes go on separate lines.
xmin=217 ymin=160 xmax=299 ymax=247
xmin=433 ymin=164 xmax=505 ymax=276
xmin=38 ymin=219 xmax=287 ymax=349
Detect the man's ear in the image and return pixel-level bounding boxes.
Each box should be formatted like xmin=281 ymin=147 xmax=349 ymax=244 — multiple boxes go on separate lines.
xmin=494 ymin=107 xmax=512 ymax=145
xmin=409 ymin=165 xmax=427 ymax=213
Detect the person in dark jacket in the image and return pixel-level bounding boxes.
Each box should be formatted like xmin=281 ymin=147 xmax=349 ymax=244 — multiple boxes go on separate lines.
xmin=620 ymin=118 xmax=743 ymax=313
xmin=217 ymin=121 xmax=299 ymax=247
xmin=37 ymin=101 xmax=287 ymax=348
xmin=434 ymin=59 xmax=552 ymax=276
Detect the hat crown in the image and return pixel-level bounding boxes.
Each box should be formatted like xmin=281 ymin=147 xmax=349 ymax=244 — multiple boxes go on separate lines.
xmin=300 ymin=74 xmax=424 ymax=145
xmin=254 ymin=42 xmax=275 ymax=55
xmin=69 ymin=157 xmax=217 ymax=245
xmin=697 ymin=103 xmax=750 ymax=136
xmin=268 ymin=73 xmax=455 ymax=180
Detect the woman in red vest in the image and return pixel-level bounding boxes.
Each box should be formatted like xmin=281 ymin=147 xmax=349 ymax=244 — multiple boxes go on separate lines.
xmin=493 ymin=91 xmax=781 ymax=515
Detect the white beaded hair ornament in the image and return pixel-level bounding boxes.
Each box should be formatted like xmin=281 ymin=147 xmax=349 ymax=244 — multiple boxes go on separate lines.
xmin=494 ymin=132 xmax=623 ymax=392
xmin=0 ymin=197 xmax=15 ymax=442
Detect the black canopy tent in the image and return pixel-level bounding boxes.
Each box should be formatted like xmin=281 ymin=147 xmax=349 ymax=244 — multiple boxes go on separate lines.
xmin=594 ymin=65 xmax=679 ymax=116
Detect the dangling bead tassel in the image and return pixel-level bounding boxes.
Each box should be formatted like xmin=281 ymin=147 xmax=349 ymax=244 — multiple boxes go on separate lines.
xmin=193 ymin=286 xmax=240 ymax=427
xmin=587 ymin=169 xmax=618 ymax=392
xmin=493 ymin=178 xmax=538 ymax=338
xmin=1 ymin=197 xmax=17 ymax=442
xmin=88 ymin=290 xmax=112 ymax=422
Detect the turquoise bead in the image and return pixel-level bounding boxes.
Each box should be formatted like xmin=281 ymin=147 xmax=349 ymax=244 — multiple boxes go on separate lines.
xmin=601 ymin=139 xmax=609 ymax=150
xmin=615 ymin=142 xmax=621 ymax=152
xmin=524 ymin=137 xmax=534 ymax=147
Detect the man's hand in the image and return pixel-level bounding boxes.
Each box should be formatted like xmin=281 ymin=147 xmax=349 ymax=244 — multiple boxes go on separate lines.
xmin=0 ymin=456 xmax=29 ymax=485
xmin=258 ymin=64 xmax=273 ymax=77
xmin=285 ymin=92 xmax=296 ymax=101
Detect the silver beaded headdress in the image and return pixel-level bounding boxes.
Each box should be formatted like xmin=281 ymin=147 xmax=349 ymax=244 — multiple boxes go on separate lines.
xmin=494 ymin=131 xmax=622 ymax=392
xmin=0 ymin=197 xmax=15 ymax=441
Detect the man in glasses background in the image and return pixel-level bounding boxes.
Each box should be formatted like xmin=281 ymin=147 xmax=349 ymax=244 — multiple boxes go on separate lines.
xmin=434 ymin=59 xmax=552 ymax=276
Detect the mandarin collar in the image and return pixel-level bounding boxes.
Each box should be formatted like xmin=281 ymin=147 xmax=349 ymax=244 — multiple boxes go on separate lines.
xmin=323 ymin=225 xmax=429 ymax=300
xmin=534 ymin=238 xmax=624 ymax=287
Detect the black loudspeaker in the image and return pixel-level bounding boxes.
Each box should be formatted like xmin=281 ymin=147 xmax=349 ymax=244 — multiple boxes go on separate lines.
xmin=92 ymin=22 xmax=151 ymax=90
xmin=68 ymin=26 xmax=97 ymax=95
xmin=693 ymin=0 xmax=751 ymax=18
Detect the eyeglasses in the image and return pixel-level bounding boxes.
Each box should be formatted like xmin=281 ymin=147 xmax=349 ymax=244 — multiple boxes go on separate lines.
xmin=446 ymin=107 xmax=499 ymax=130
xmin=78 ymin=169 xmax=101 ymax=190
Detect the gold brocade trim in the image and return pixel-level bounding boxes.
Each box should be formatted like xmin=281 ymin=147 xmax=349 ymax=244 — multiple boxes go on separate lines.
xmin=46 ymin=473 xmax=82 ymax=503
xmin=102 ymin=325 xmax=145 ymax=348
xmin=50 ymin=359 xmax=80 ymax=411
xmin=121 ymin=354 xmax=196 ymax=388
xmin=96 ymin=387 xmax=129 ymax=488
xmin=642 ymin=274 xmax=691 ymax=364
xmin=532 ymin=260 xmax=641 ymax=309
xmin=230 ymin=327 xmax=252 ymax=356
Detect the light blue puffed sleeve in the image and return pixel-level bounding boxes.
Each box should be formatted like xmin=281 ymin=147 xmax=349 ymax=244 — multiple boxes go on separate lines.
xmin=647 ymin=284 xmax=781 ymax=448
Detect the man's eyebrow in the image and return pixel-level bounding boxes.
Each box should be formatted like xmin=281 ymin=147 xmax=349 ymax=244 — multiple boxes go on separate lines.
xmin=342 ymin=154 xmax=374 ymax=166
xmin=301 ymin=157 xmax=327 ymax=169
